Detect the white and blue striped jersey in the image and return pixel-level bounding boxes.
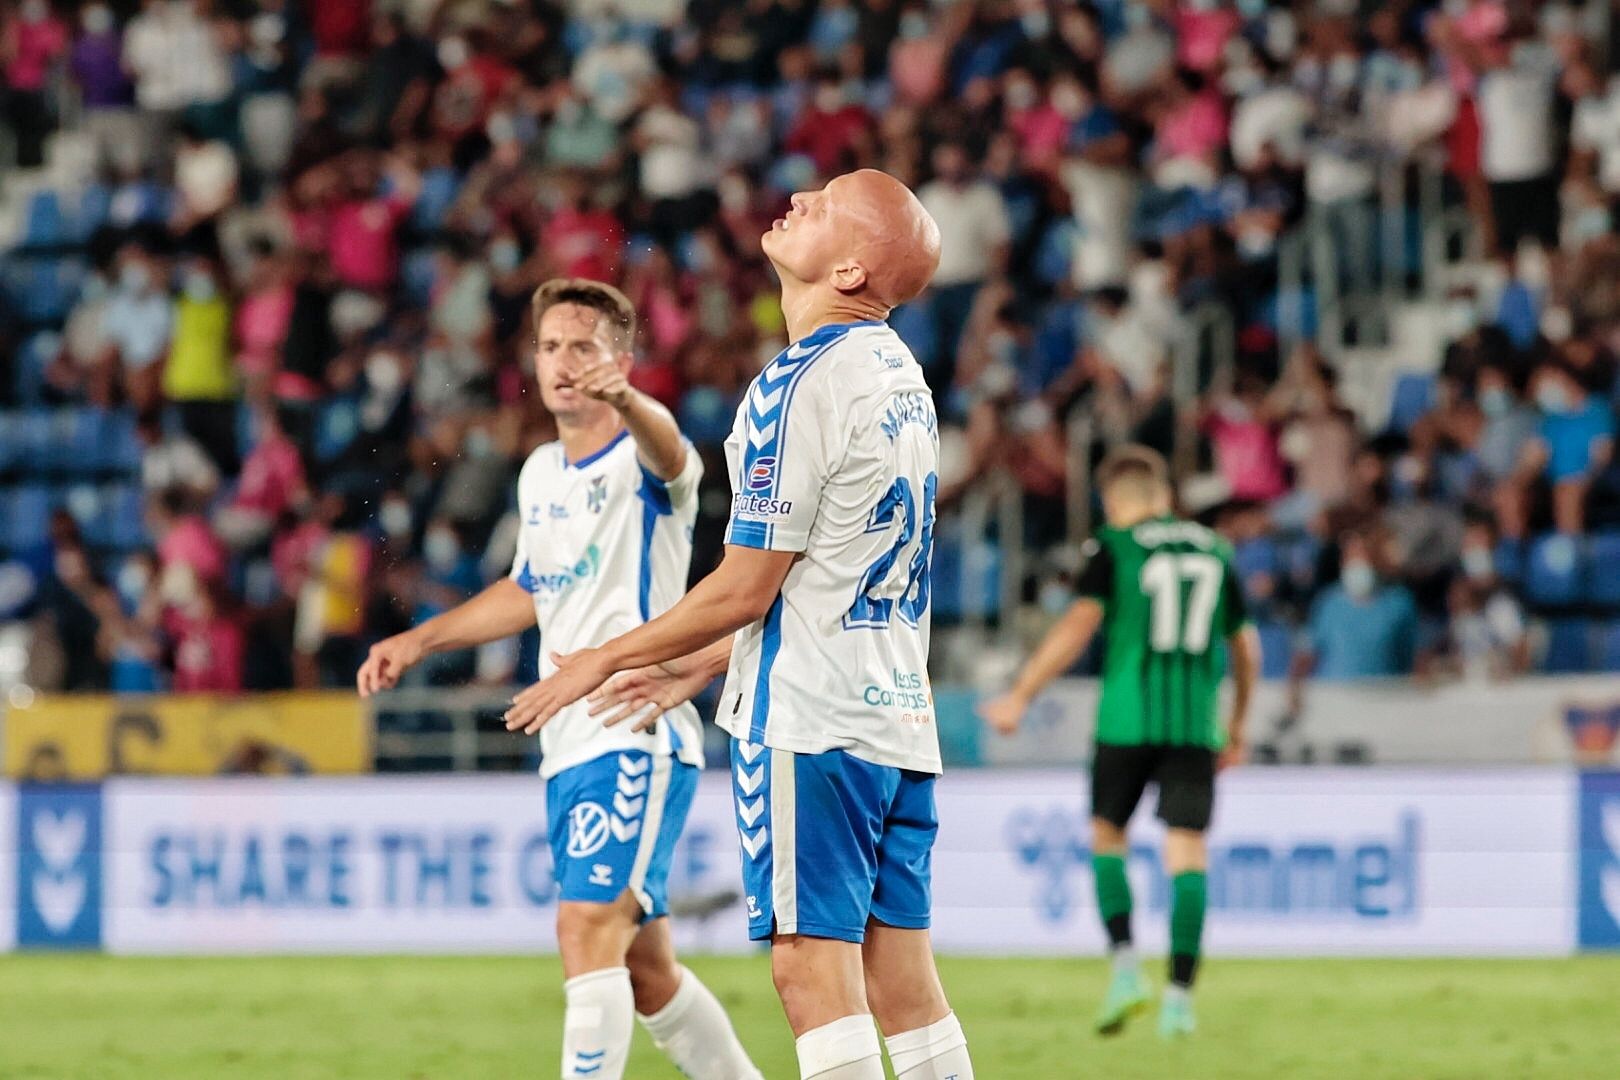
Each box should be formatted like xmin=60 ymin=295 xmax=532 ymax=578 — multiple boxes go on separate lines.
xmin=509 ymin=431 xmax=706 ymax=779
xmin=717 ymin=320 xmax=942 ymax=774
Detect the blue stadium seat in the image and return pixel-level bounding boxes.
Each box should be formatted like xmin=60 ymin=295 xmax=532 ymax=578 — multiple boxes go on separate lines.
xmin=15 ymin=409 xmax=54 ymax=472
xmin=410 ymin=167 xmax=461 ymax=233
xmin=11 ymin=257 xmax=87 ymax=325
xmin=100 ymin=408 xmax=142 ymax=474
xmin=0 ymin=412 xmax=18 ymax=470
xmin=76 ymin=184 xmax=112 ymax=241
xmin=1597 ymin=620 xmax=1620 ymax=672
xmin=4 ymin=486 xmax=53 ymax=553
xmin=1032 ymin=219 xmax=1078 ymax=287
xmin=1386 ymin=372 xmax=1436 ymax=434
xmin=104 ymin=484 xmax=148 ymax=550
xmin=1524 ymin=533 xmax=1584 ymax=608
xmin=66 ymin=484 xmax=105 ymax=545
xmin=52 ymin=408 xmax=104 ymax=476
xmin=1589 ymin=532 xmax=1620 ymax=609
xmin=22 ymin=190 xmax=69 ymax=249
xmin=1493 ymin=537 xmax=1525 ymax=586
xmin=13 ymin=331 xmax=58 ymax=404
xmin=888 ymin=296 xmax=937 ymax=372
xmin=401 ymin=248 xmax=438 ymax=308
xmin=1542 ymin=618 xmax=1592 ymax=673
xmin=1256 ymin=620 xmax=1294 ymax=679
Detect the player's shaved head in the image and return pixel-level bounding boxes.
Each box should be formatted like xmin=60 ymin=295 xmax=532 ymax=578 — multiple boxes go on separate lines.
xmin=762 ymin=169 xmax=941 ymax=313
xmin=830 ymin=169 xmax=942 ymax=307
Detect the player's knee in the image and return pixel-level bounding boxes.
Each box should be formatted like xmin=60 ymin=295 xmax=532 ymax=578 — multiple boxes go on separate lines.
xmin=557 ymin=901 xmax=634 ymax=971
xmin=772 ymin=936 xmax=865 ymax=1033
xmin=1164 ymin=828 xmax=1208 ymax=873
xmin=864 ymin=967 xmax=948 ymax=1036
xmin=625 ymin=942 xmax=682 ymax=1015
xmin=1091 ymin=817 xmax=1128 ymax=854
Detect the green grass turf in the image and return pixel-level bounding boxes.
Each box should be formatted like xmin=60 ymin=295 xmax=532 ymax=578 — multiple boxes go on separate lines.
xmin=1 ymin=954 xmax=1617 ymax=1078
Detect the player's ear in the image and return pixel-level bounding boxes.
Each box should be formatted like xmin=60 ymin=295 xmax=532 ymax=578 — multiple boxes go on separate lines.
xmin=830 ymin=258 xmax=868 ymax=294
xmin=615 ymin=350 xmax=634 ymax=374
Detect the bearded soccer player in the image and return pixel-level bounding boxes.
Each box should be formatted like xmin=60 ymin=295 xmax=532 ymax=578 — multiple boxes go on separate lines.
xmin=504 ymin=172 xmax=974 ymax=1080
xmin=979 ymin=445 xmax=1260 ymax=1039
xmin=357 ymin=280 xmax=760 ymax=1080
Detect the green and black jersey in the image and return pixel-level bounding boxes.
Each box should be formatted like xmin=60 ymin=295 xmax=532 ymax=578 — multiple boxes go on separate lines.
xmin=1075 ymin=515 xmax=1249 ymax=749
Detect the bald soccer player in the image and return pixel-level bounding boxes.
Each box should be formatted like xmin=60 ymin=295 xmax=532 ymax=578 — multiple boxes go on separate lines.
xmin=504 ymin=171 xmax=974 ymax=1080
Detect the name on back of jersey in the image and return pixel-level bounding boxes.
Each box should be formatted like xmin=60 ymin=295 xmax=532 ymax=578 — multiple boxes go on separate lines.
xmin=1132 ymin=519 xmax=1218 ymax=549
xmin=879 ymin=392 xmax=938 ymax=443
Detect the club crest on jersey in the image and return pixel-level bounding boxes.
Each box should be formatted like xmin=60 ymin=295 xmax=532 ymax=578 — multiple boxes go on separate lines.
xmin=587 ymin=475 xmax=608 ymax=513
xmin=527 ymin=504 xmax=543 ymax=526
xmin=748 ymin=458 xmax=777 ymax=490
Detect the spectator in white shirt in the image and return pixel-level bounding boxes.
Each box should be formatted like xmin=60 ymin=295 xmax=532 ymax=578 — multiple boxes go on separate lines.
xmin=917 ymin=141 xmax=1011 ymax=395
xmin=1476 ymin=30 xmax=1560 ymax=256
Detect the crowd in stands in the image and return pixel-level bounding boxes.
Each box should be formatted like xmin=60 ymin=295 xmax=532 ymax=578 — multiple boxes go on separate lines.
xmin=2 ymin=0 xmax=1620 ymax=697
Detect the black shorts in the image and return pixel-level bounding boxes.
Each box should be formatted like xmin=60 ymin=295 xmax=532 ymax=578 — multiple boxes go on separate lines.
xmin=1487 ymin=174 xmax=1560 ymax=255
xmin=1090 ymin=743 xmax=1217 ymax=832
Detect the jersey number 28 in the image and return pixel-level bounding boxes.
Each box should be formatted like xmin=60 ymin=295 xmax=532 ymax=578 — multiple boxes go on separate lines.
xmin=1140 ymin=551 xmax=1223 ymax=653
xmin=845 ymin=472 xmax=938 ymax=629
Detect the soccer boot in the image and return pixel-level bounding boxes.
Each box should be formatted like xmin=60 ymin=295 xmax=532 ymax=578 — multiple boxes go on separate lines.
xmin=1157 ymin=990 xmax=1197 ymax=1040
xmin=1094 ymin=967 xmax=1151 ymax=1036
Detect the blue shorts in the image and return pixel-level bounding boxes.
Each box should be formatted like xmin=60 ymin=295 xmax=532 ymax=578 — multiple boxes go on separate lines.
xmin=546 ymin=750 xmax=698 ymax=919
xmin=731 ymin=737 xmax=937 ymax=944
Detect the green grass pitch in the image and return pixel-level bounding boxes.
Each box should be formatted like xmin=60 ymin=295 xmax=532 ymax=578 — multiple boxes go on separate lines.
xmin=2 ymin=954 xmax=1616 ymax=1078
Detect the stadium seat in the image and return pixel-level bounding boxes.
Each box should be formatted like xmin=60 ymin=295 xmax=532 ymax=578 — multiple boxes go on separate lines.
xmin=76 ymin=183 xmax=112 ymax=241
xmin=22 ymin=190 xmax=69 ymax=249
xmin=100 ymin=409 xmax=142 ymax=474
xmin=1588 ymin=531 xmax=1620 ymax=609
xmin=410 ymin=167 xmax=461 ymax=234
xmin=1596 ymin=620 xmax=1620 ymax=671
xmin=1493 ymin=537 xmax=1525 ymax=585
xmin=103 ymin=484 xmax=148 ymax=551
xmin=1385 ymin=372 xmax=1436 ymax=434
xmin=66 ymin=484 xmax=105 ymax=545
xmin=3 ymin=486 xmax=53 ymax=553
xmin=15 ymin=409 xmax=54 ymax=473
xmin=1541 ymin=618 xmax=1592 ymax=673
xmin=1524 ymin=533 xmax=1585 ymax=609
xmin=401 ymin=248 xmax=438 ymax=308
xmin=1256 ymin=620 xmax=1294 ymax=679
xmin=52 ymin=408 xmax=104 ymax=476
xmin=14 ymin=331 xmax=59 ymax=405
xmin=0 ymin=412 xmax=18 ymax=470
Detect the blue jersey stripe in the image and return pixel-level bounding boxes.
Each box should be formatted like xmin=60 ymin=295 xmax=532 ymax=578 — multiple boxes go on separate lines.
xmin=636 ymin=465 xmax=674 ymax=621
xmin=748 ymin=595 xmax=785 ymax=745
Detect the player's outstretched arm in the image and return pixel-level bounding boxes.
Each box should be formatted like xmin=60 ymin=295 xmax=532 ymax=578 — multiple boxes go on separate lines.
xmin=1219 ymin=623 xmax=1261 ymax=769
xmin=978 ymin=598 xmax=1105 ymax=735
xmin=357 ymin=578 xmax=535 ymax=697
xmin=569 ymin=353 xmax=688 ymax=480
xmin=588 ymin=637 xmax=734 ymax=732
xmin=503 ymin=545 xmax=795 ymax=734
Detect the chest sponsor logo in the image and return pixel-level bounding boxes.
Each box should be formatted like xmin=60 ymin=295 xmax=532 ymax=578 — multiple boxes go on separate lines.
xmin=530 ymin=545 xmax=601 ymax=599
xmin=566 ymin=802 xmax=611 ymax=859
xmin=548 ymin=503 xmax=569 ymax=520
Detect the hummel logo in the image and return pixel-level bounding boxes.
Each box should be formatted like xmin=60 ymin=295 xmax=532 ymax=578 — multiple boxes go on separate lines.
xmin=616 ymin=773 xmax=648 ymax=797
xmin=618 ymin=754 xmax=650 ymax=777
xmin=786 ymin=341 xmax=815 ymax=359
xmin=613 ymin=793 xmax=645 ymax=819
xmin=737 ymin=741 xmax=765 ymax=763
xmin=737 ymin=796 xmax=765 ymax=827
xmin=588 ymin=864 xmax=613 ymax=887
xmin=741 ymin=826 xmax=769 ymax=858
xmin=610 ymin=817 xmax=641 ymax=842
xmin=735 ymin=764 xmax=765 ymax=796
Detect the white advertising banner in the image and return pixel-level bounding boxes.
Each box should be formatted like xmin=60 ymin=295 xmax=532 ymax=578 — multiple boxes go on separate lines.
xmin=102 ymin=777 xmax=751 ymax=955
xmin=932 ymin=768 xmax=1576 ymax=956
xmin=979 ymin=677 xmax=1620 ymax=767
xmin=13 ymin=768 xmax=1572 ymax=956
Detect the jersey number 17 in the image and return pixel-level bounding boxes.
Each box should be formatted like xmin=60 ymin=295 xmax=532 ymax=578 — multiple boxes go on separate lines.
xmin=1140 ymin=551 xmax=1223 ymax=654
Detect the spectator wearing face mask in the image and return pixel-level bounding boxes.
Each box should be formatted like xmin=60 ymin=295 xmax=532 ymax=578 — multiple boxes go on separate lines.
xmin=69 ymin=2 xmax=140 ymax=174
xmin=1295 ymin=531 xmax=1418 ymax=680
xmin=1423 ymin=517 xmax=1529 ymax=681
xmin=1522 ymin=362 xmax=1614 ymax=536
xmin=102 ymin=246 xmax=173 ymax=410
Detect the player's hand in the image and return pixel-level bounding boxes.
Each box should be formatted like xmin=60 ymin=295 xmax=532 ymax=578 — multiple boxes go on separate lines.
xmin=357 ymin=631 xmax=427 ymax=697
xmin=588 ymin=661 xmax=710 ymax=733
xmin=977 ymin=691 xmax=1030 ymax=736
xmin=1218 ymin=735 xmax=1247 ymax=771
xmin=503 ymin=648 xmax=615 ymax=735
xmin=568 ymin=354 xmax=633 ymax=409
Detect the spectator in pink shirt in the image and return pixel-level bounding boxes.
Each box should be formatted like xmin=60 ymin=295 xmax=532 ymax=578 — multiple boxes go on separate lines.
xmin=234 ymin=243 xmax=296 ymax=380
xmin=150 ymin=491 xmax=228 ymax=586
xmin=1 ymin=0 xmax=70 ymax=166
xmin=326 ymin=152 xmax=418 ymax=294
xmin=216 ymin=408 xmax=308 ymax=550
xmin=167 ymin=584 xmax=245 ymax=693
xmin=1202 ymin=376 xmax=1289 ymax=503
xmin=1174 ymin=1 xmax=1241 ymax=76
xmin=1004 ymin=68 xmax=1068 ymax=173
xmin=889 ymin=7 xmax=947 ymax=106
xmin=1153 ymin=68 xmax=1228 ymax=187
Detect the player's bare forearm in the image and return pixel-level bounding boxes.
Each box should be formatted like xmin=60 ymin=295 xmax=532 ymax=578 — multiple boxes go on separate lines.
xmin=670 ymin=636 xmax=736 ymax=680
xmin=1010 ymin=598 xmax=1104 ymax=703
xmin=1226 ymin=624 xmax=1261 ymax=735
xmin=602 ymin=546 xmax=794 ymax=672
xmin=502 ymin=546 xmax=795 ymax=733
xmin=414 ymin=578 xmax=536 ymax=654
xmin=618 ymin=389 xmax=688 ymax=480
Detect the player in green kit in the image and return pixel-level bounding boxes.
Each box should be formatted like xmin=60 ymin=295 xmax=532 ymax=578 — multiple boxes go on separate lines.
xmin=979 ymin=445 xmax=1260 ymax=1040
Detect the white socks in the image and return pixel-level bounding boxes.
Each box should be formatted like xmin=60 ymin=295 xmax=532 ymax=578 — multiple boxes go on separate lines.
xmin=562 ymin=967 xmax=633 ymax=1079
xmin=884 ymin=1013 xmax=974 ymax=1079
xmin=795 ymin=1014 xmax=885 ymax=1079
xmin=637 ymin=966 xmax=763 ymax=1080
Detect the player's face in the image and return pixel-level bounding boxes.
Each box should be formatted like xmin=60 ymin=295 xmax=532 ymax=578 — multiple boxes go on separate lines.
xmin=533 ymin=303 xmax=626 ymax=421
xmin=761 ymin=176 xmax=855 ymax=285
